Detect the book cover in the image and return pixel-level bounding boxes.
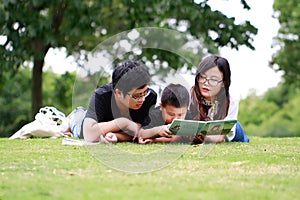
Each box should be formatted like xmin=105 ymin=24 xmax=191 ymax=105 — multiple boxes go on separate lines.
xmin=202 ymin=120 xmax=237 ymax=135
xmin=169 ymin=119 xmax=237 ymax=136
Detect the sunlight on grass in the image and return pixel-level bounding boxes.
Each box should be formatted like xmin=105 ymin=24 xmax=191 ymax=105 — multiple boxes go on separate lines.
xmin=1 ymin=137 xmax=299 ymax=200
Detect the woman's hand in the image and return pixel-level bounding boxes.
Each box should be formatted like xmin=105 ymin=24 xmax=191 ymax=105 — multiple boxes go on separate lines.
xmin=192 ymin=133 xmax=205 ymax=144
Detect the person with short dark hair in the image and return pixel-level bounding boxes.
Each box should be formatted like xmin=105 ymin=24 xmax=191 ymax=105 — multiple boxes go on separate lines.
xmin=82 ymin=60 xmax=157 ymax=143
xmin=138 ymin=83 xmax=190 ymax=142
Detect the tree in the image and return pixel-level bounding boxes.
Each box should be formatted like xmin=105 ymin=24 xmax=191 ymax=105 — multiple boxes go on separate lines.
xmin=263 ymin=82 xmax=300 ymax=108
xmin=0 ymin=0 xmax=257 ymax=118
xmin=0 ymin=67 xmax=31 ymax=137
xmin=0 ymin=66 xmax=110 ymax=137
xmin=271 ymin=0 xmax=300 ymax=85
xmin=239 ymin=82 xmax=300 ymax=137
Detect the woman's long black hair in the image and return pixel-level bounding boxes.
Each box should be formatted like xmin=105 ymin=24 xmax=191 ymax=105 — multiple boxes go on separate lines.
xmin=190 ymin=55 xmax=231 ymax=121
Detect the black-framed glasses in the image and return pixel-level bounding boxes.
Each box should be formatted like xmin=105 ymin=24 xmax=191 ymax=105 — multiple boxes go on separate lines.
xmin=127 ymin=88 xmax=150 ymax=101
xmin=198 ymin=74 xmax=223 ymax=87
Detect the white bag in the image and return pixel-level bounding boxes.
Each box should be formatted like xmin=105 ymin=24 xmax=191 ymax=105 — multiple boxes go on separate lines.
xmin=9 ymin=106 xmax=68 ymax=140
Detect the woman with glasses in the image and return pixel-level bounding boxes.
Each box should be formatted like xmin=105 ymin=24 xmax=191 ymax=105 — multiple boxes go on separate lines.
xmin=190 ymin=55 xmax=249 ymax=143
xmin=82 ymin=60 xmax=157 ymax=143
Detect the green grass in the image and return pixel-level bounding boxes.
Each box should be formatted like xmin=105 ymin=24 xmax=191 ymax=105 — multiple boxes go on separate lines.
xmin=1 ymin=137 xmax=299 ymax=200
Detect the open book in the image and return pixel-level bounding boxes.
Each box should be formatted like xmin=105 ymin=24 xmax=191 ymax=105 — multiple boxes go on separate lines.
xmin=169 ymin=119 xmax=237 ymax=136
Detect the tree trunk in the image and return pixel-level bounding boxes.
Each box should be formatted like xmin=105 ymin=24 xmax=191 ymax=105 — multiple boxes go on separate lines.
xmin=29 ymin=3 xmax=66 ymax=119
xmin=31 ymin=57 xmax=44 ymax=119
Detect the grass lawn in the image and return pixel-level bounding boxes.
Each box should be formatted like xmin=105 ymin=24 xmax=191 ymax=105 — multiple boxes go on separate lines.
xmin=0 ymin=136 xmax=299 ymax=200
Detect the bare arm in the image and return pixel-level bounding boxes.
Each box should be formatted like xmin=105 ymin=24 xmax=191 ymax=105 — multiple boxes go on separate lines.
xmin=83 ymin=117 xmax=140 ymax=142
xmin=139 ymin=124 xmax=173 ymax=139
xmin=204 ymin=134 xmax=226 ymax=143
xmin=150 ymin=135 xmax=192 ymax=143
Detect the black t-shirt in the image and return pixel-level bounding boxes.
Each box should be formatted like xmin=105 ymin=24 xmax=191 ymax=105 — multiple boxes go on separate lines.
xmin=85 ymin=83 xmax=157 ymax=127
xmin=143 ymin=106 xmax=165 ymax=129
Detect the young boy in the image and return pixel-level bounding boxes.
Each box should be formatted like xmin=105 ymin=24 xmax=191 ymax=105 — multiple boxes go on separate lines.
xmin=138 ymin=83 xmax=190 ymax=143
xmin=82 ymin=60 xmax=157 ymax=143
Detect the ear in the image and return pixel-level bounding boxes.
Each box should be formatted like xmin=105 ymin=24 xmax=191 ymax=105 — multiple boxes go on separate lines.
xmin=114 ymin=88 xmax=124 ymax=98
xmin=159 ymin=103 xmax=163 ymax=111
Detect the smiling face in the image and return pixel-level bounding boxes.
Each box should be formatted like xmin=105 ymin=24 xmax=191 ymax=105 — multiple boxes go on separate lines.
xmin=197 ymin=66 xmax=224 ymax=101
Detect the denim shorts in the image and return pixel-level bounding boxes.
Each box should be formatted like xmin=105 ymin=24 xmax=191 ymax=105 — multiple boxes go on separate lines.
xmin=68 ymin=107 xmax=87 ymax=138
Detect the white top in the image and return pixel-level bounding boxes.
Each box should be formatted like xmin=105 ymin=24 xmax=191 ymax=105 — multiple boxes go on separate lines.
xmin=207 ymin=95 xmax=239 ymax=141
xmin=225 ymin=95 xmax=239 ymax=141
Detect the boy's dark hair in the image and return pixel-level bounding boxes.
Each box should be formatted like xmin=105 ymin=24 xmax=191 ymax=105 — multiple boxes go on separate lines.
xmin=112 ymin=60 xmax=151 ymax=94
xmin=161 ymin=84 xmax=190 ymax=108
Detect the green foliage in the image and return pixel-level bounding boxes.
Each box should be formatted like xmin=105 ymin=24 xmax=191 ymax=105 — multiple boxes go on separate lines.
xmin=0 ymin=67 xmax=109 ymax=137
xmin=71 ymin=70 xmax=111 ymax=108
xmin=53 ymin=72 xmax=76 ymax=113
xmin=263 ymin=82 xmax=300 ymax=107
xmin=0 ymin=0 xmax=257 ymax=116
xmin=1 ymin=137 xmax=299 ymax=199
xmin=0 ymin=0 xmax=258 ymax=83
xmin=272 ymin=0 xmax=300 ymax=85
xmin=42 ymin=70 xmax=58 ymax=108
xmin=239 ymin=83 xmax=300 ymax=137
xmin=42 ymin=71 xmax=79 ymax=115
xmin=239 ymin=94 xmax=279 ymax=127
xmin=0 ymin=67 xmax=31 ymax=137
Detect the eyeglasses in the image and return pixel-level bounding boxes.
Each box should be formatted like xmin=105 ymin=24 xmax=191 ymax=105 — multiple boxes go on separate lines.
xmin=198 ymin=74 xmax=223 ymax=87
xmin=127 ymin=88 xmax=150 ymax=101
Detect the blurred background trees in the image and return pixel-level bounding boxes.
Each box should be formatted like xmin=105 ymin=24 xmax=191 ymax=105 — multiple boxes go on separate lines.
xmin=0 ymin=0 xmax=257 ymax=119
xmin=0 ymin=0 xmax=300 ymax=138
xmin=271 ymin=0 xmax=300 ymax=85
xmin=238 ymin=0 xmax=300 ymax=138
xmin=239 ymin=83 xmax=300 ymax=137
xmin=0 ymin=68 xmax=110 ymax=137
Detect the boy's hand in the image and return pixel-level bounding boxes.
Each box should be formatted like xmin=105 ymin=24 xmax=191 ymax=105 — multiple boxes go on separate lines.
xmin=157 ymin=125 xmax=173 ymax=138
